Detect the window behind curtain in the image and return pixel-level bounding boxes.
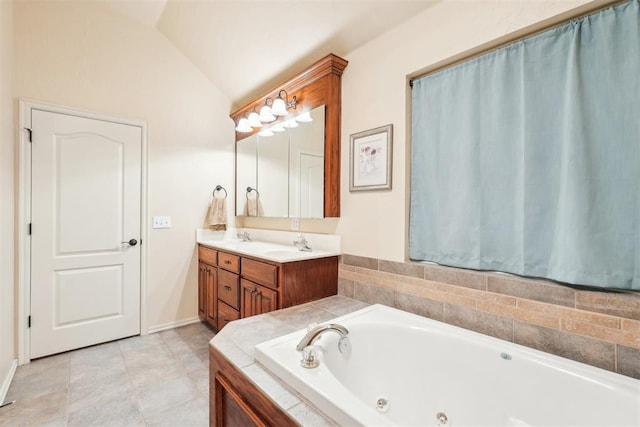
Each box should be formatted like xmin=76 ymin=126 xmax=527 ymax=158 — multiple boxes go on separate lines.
xmin=409 ymin=0 xmax=639 ymax=291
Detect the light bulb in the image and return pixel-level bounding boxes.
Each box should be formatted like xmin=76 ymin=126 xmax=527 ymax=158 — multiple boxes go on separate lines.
xmin=247 ymin=112 xmax=262 ymax=128
xmin=259 ymin=105 xmax=276 ymax=123
xmin=235 ymin=118 xmax=252 ymax=133
xmin=271 ymin=97 xmax=287 ymax=116
xmin=258 ymin=129 xmax=274 ymax=137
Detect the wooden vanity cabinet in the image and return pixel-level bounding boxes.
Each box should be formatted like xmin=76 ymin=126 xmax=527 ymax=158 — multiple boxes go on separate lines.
xmin=198 ymin=244 xmax=337 ymax=331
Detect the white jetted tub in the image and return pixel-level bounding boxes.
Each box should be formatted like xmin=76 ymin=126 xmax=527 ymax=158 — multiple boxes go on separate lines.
xmin=255 ymin=304 xmax=640 ymax=427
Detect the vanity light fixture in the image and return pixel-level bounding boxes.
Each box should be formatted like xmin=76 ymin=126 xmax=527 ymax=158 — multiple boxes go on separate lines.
xmin=235 ymin=116 xmax=253 ymax=133
xmin=258 ymin=128 xmax=274 ymax=137
xmin=271 ymin=90 xmax=297 ymax=116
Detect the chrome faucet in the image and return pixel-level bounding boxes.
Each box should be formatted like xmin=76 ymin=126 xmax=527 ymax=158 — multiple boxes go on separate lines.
xmin=293 ymin=234 xmax=312 ymax=252
xmin=296 ymin=323 xmax=348 ymax=351
xmin=297 ymin=323 xmax=349 ymax=368
xmin=237 ymin=230 xmax=251 ymax=242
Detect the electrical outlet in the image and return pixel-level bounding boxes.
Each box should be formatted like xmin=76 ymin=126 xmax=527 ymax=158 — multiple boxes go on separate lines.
xmin=291 ymin=217 xmax=300 ymax=230
xmin=152 ymin=216 xmax=171 ymax=229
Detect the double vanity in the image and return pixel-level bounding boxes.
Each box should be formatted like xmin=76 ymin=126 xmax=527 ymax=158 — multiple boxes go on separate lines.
xmin=197 ymin=229 xmax=341 ymax=331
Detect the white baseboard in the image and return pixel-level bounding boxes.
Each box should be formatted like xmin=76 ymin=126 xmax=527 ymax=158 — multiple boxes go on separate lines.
xmin=0 ymin=359 xmax=18 ymax=405
xmin=146 ymin=317 xmax=201 ymax=335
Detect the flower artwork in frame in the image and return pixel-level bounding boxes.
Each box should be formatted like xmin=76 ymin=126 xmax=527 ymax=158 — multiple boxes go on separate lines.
xmin=349 ymin=124 xmax=393 ymax=191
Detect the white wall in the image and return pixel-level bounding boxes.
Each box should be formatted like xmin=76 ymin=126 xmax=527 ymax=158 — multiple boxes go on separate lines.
xmin=0 ymin=0 xmax=16 ymax=397
xmin=336 ymin=0 xmax=596 ymax=261
xmin=14 ymin=1 xmax=236 ymax=331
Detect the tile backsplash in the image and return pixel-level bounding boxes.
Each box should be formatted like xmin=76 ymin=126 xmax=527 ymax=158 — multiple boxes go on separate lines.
xmin=338 ymin=254 xmax=640 ymax=379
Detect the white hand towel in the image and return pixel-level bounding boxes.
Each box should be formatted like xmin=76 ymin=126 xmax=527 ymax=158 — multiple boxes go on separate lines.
xmin=243 ymin=197 xmax=264 ymax=217
xmin=207 ymin=197 xmax=227 ymax=230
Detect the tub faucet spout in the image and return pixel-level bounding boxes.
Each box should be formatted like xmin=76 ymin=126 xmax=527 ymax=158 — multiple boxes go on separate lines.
xmin=296 ymin=324 xmax=349 ymax=351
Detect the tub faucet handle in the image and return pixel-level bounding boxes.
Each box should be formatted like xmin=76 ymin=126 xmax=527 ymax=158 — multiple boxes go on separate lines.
xmin=300 ymin=345 xmax=319 ymax=369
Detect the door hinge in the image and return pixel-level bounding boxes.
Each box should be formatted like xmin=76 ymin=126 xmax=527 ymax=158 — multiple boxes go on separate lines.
xmin=28 ymin=315 xmax=31 ymax=328
xmin=28 ymin=223 xmax=32 ymax=235
xmin=24 ymin=128 xmax=32 ymax=143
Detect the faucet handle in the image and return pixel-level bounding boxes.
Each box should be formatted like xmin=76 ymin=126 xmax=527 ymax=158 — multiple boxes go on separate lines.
xmin=300 ymin=345 xmax=319 ymax=369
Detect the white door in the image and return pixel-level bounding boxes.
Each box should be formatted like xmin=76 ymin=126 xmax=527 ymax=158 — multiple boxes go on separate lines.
xmin=30 ymin=110 xmax=142 ymax=359
xmin=299 ymin=153 xmax=324 ymax=218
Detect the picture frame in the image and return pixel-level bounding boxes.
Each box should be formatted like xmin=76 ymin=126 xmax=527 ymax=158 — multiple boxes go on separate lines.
xmin=349 ymin=124 xmax=393 ymax=192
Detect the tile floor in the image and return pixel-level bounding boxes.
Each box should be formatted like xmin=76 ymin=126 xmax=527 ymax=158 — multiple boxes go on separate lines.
xmin=0 ymin=322 xmax=215 ymax=427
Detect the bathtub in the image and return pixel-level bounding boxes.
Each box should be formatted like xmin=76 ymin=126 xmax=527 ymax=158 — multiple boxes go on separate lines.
xmin=255 ymin=304 xmax=640 ymax=427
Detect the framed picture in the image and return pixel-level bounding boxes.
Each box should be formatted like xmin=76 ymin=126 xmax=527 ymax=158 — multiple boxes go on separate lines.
xmin=349 ymin=124 xmax=393 ymax=192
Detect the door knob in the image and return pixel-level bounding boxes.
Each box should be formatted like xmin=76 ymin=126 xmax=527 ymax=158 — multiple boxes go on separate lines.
xmin=122 ymin=239 xmax=138 ymax=246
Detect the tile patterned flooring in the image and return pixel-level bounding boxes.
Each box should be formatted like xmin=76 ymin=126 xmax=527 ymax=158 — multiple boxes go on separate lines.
xmin=0 ymin=322 xmax=215 ymax=427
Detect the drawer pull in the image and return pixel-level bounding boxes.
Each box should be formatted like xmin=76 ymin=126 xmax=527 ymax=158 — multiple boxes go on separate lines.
xmin=225 ymin=260 xmax=231 ymax=265
xmin=224 ymin=285 xmax=231 ymax=291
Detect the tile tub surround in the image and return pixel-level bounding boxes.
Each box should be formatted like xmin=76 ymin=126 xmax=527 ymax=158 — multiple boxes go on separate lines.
xmin=209 ymin=295 xmax=369 ymax=426
xmin=339 ymin=254 xmax=640 ymax=378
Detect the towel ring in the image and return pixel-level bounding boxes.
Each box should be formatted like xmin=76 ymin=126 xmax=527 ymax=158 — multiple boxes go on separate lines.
xmin=246 ymin=186 xmax=260 ymax=200
xmin=213 ymin=185 xmax=227 ymax=199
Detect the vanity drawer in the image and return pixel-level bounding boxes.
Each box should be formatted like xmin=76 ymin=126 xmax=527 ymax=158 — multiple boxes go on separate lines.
xmin=217 ymin=301 xmax=240 ymax=330
xmin=218 ymin=252 xmax=240 ymax=273
xmin=242 ymin=258 xmax=278 ymax=290
xmin=218 ymin=269 xmax=240 ymax=309
xmin=198 ymin=245 xmax=217 ymax=266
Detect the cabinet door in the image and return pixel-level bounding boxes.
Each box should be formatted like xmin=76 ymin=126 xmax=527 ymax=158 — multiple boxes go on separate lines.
xmin=240 ymin=280 xmax=256 ymax=318
xmin=241 ymin=279 xmax=277 ymax=318
xmin=198 ymin=262 xmax=207 ymax=320
xmin=206 ymin=266 xmax=217 ymax=325
xmin=215 ymin=373 xmax=267 ymax=427
xmin=254 ymin=285 xmax=277 ymax=316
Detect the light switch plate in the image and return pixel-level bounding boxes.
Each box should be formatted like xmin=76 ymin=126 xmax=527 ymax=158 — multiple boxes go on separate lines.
xmin=152 ymin=216 xmax=171 ymax=229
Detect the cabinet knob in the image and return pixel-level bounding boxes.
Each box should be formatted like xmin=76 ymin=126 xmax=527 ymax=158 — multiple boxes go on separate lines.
xmin=224 ymin=260 xmax=231 ymax=265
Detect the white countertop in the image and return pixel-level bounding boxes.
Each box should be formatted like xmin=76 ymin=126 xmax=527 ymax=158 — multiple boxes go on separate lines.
xmin=196 ymin=228 xmax=341 ymax=263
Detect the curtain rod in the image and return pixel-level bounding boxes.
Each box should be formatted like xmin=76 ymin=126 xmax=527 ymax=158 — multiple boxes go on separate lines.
xmin=409 ymin=0 xmax=624 ymax=88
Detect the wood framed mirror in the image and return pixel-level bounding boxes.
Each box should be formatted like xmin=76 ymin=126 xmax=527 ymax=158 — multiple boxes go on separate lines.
xmin=231 ymin=54 xmax=348 ymax=218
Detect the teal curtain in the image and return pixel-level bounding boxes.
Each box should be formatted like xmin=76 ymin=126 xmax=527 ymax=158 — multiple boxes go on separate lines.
xmin=410 ymin=0 xmax=639 ymax=290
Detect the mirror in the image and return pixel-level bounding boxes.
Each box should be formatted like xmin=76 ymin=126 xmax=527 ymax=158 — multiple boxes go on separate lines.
xmin=235 ymin=105 xmax=325 ymax=218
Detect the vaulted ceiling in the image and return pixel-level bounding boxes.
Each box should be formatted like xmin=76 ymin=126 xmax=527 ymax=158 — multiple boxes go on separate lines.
xmin=101 ymin=0 xmax=437 ymax=109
